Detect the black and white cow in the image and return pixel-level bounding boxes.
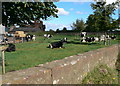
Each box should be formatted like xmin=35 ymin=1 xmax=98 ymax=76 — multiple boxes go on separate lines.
xmin=26 ymin=34 xmax=31 ymax=42
xmin=99 ymin=35 xmax=106 ymax=42
xmin=80 ymin=32 xmax=87 ymax=38
xmin=99 ymin=35 xmax=111 ymax=45
xmin=2 ymin=37 xmax=9 ymax=44
xmin=85 ymin=37 xmax=92 ymax=42
xmin=6 ymin=43 xmax=16 ymax=52
xmin=81 ymin=37 xmax=93 ymax=43
xmin=48 ymin=37 xmax=67 ymax=49
xmin=81 ymin=36 xmax=99 ymax=43
xmin=110 ymin=35 xmax=116 ymax=40
xmin=25 ymin=34 xmax=35 ymax=42
xmin=90 ymin=37 xmax=99 ymax=42
xmin=93 ymin=37 xmax=99 ymax=42
xmin=32 ymin=35 xmax=36 ymax=41
xmin=99 ymin=35 xmax=111 ymax=41
xmin=44 ymin=34 xmax=53 ymax=39
xmin=47 ymin=34 xmax=53 ymax=38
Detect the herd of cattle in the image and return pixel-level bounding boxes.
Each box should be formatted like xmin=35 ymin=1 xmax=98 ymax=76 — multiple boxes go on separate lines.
xmin=80 ymin=32 xmax=116 ymax=43
xmin=0 ymin=33 xmax=36 ymax=44
xmin=48 ymin=32 xmax=117 ymax=49
xmin=1 ymin=32 xmax=117 ymax=52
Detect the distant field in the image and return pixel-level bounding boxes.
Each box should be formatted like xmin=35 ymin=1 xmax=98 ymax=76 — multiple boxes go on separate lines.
xmin=3 ymin=34 xmax=120 ymax=72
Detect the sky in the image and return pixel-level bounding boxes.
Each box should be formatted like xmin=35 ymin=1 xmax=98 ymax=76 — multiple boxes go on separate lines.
xmin=43 ymin=0 xmax=119 ymax=31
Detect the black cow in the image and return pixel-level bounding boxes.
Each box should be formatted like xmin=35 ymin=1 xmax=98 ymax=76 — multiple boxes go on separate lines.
xmin=48 ymin=38 xmax=67 ymax=49
xmin=6 ymin=43 xmax=16 ymax=52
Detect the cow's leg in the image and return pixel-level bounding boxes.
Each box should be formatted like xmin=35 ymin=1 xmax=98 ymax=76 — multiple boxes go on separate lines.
xmin=21 ymin=37 xmax=24 ymax=43
xmin=62 ymin=46 xmax=65 ymax=49
xmin=104 ymin=40 xmax=106 ymax=45
xmin=60 ymin=46 xmax=63 ymax=48
xmin=61 ymin=45 xmax=65 ymax=49
xmin=49 ymin=44 xmax=53 ymax=49
xmin=108 ymin=39 xmax=110 ymax=45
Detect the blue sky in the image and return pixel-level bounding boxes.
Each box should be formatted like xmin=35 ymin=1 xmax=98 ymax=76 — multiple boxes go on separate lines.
xmin=43 ymin=0 xmax=119 ymax=31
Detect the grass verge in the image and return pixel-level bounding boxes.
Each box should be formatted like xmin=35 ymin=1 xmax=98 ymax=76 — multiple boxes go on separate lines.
xmin=82 ymin=64 xmax=118 ymax=84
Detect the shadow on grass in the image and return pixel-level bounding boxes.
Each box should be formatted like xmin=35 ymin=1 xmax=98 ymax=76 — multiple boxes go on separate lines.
xmin=116 ymin=38 xmax=120 ymax=40
xmin=74 ymin=39 xmax=80 ymax=41
xmin=53 ymin=38 xmax=61 ymax=40
xmin=67 ymin=41 xmax=98 ymax=45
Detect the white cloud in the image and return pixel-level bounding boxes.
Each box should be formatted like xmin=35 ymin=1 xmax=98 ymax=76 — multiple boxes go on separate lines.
xmin=70 ymin=8 xmax=74 ymax=11
xmin=44 ymin=22 xmax=71 ymax=31
xmin=60 ymin=0 xmax=117 ymax=4
xmin=76 ymin=11 xmax=89 ymax=14
xmin=76 ymin=11 xmax=83 ymax=14
xmin=93 ymin=0 xmax=117 ymax=5
xmin=60 ymin=0 xmax=93 ymax=2
xmin=56 ymin=8 xmax=69 ymax=15
xmin=95 ymin=0 xmax=119 ymax=9
xmin=105 ymin=0 xmax=117 ymax=5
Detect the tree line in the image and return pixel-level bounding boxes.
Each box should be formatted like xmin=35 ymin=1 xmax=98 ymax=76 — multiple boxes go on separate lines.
xmin=70 ymin=1 xmax=120 ymax=32
xmin=2 ymin=1 xmax=120 ymax=32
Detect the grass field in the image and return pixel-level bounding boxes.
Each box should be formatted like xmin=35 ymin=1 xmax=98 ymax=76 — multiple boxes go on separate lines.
xmin=2 ymin=34 xmax=120 ymax=72
xmin=82 ymin=64 xmax=118 ymax=84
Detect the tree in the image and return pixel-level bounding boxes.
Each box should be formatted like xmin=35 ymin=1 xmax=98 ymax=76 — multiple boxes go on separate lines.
xmin=85 ymin=14 xmax=99 ymax=32
xmin=86 ymin=1 xmax=119 ymax=32
xmin=71 ymin=19 xmax=85 ymax=32
xmin=62 ymin=27 xmax=67 ymax=32
xmin=110 ymin=19 xmax=119 ymax=30
xmin=49 ymin=29 xmax=55 ymax=34
xmin=2 ymin=2 xmax=58 ymax=27
xmin=0 ymin=2 xmax=2 ymax=24
xmin=56 ymin=28 xmax=60 ymax=33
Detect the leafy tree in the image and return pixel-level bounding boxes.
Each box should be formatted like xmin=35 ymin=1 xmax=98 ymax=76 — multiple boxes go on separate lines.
xmin=2 ymin=2 xmax=58 ymax=27
xmin=62 ymin=27 xmax=67 ymax=32
xmin=85 ymin=14 xmax=99 ymax=32
xmin=86 ymin=1 xmax=119 ymax=32
xmin=71 ymin=19 xmax=85 ymax=32
xmin=56 ymin=28 xmax=60 ymax=32
xmin=0 ymin=2 xmax=2 ymax=24
xmin=49 ymin=29 xmax=55 ymax=34
xmin=110 ymin=19 xmax=119 ymax=30
xmin=117 ymin=17 xmax=120 ymax=29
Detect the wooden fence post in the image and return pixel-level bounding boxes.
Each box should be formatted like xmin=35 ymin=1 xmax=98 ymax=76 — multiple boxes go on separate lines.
xmin=1 ymin=50 xmax=5 ymax=74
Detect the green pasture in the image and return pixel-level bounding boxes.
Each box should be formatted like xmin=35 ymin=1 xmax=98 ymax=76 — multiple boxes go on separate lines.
xmin=2 ymin=34 xmax=120 ymax=72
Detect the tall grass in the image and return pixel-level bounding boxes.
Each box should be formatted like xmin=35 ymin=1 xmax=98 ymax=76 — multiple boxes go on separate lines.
xmin=82 ymin=64 xmax=118 ymax=84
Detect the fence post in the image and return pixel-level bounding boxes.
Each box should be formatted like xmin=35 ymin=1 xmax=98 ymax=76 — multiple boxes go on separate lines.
xmin=1 ymin=50 xmax=5 ymax=74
